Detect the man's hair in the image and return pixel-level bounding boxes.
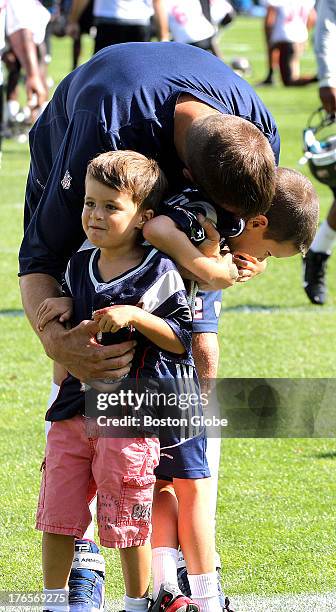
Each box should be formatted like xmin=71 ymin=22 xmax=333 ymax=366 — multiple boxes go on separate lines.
xmin=86 ymin=150 xmax=167 ymax=211
xmin=184 ymin=114 xmax=276 ymax=216
xmin=265 ymin=167 xmax=319 ymax=255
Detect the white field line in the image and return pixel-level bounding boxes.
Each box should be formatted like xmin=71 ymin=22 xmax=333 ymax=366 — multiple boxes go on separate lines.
xmin=106 ymin=592 xmax=336 ymax=611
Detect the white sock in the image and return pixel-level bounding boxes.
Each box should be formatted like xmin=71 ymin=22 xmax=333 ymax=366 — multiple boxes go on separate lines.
xmin=43 ymin=588 xmax=69 ymax=612
xmin=188 ymin=573 xmax=221 ymax=612
xmin=124 ymin=595 xmax=149 ymax=611
xmin=152 ymin=547 xmax=179 ymax=600
xmin=310 ymin=220 xmax=336 ymax=254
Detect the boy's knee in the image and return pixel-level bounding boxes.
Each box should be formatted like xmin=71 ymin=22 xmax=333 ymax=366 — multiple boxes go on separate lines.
xmin=174 ymin=477 xmax=212 ymax=499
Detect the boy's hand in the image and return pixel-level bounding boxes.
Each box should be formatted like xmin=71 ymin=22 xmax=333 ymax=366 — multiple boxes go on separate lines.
xmin=37 ymin=297 xmax=73 ymax=331
xmin=93 ymin=306 xmax=136 ymax=333
xmin=197 ymin=215 xmax=221 ymax=259
xmin=233 ymin=252 xmax=267 ymax=283
xmin=210 ymin=251 xmax=239 ymax=289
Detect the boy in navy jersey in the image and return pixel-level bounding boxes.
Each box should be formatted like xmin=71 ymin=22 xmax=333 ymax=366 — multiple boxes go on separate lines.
xmin=36 ymin=151 xmax=221 ymax=612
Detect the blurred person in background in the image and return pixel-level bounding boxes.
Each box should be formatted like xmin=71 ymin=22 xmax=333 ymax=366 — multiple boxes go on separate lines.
xmin=260 ymin=0 xmax=317 ymax=86
xmin=302 ymin=0 xmax=336 ymax=305
xmin=67 ymin=0 xmax=169 ymax=53
xmin=165 ymin=0 xmax=235 ymax=57
xmin=71 ymin=0 xmax=94 ymax=69
xmin=0 ymin=0 xmax=48 ymax=153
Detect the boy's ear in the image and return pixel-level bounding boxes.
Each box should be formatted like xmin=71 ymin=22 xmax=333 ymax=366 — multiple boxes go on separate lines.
xmin=183 ymin=167 xmax=194 ymax=183
xmin=246 ymin=214 xmax=269 ymax=229
xmin=136 ymin=208 xmax=155 ymax=229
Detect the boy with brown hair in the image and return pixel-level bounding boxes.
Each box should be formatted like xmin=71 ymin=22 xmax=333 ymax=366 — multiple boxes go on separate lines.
xmin=36 ymin=150 xmax=218 ymax=612
xmin=143 ymin=166 xmax=319 ymax=290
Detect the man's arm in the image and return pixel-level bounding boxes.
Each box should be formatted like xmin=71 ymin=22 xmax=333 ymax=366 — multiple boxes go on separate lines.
xmin=315 ymin=0 xmax=336 ymax=114
xmin=67 ymin=0 xmax=91 ymax=37
xmin=20 ymin=273 xmax=136 ymax=381
xmin=152 ymin=0 xmax=170 ymax=42
xmin=9 ymin=28 xmax=47 ymax=106
xmin=143 ymin=215 xmax=238 ymax=289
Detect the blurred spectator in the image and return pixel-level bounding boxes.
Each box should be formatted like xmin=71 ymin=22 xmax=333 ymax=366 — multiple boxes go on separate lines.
xmin=3 ymin=0 xmax=50 ymax=126
xmin=50 ymin=0 xmax=94 ymax=69
xmin=260 ymin=0 xmax=317 ymax=86
xmin=72 ymin=0 xmax=93 ymax=69
xmin=0 ymin=0 xmax=49 ymax=152
xmin=210 ymin=0 xmax=235 ymax=27
xmin=67 ymin=0 xmax=169 ymax=54
xmin=302 ymin=0 xmax=336 ymax=305
xmin=165 ymin=0 xmax=234 ymax=57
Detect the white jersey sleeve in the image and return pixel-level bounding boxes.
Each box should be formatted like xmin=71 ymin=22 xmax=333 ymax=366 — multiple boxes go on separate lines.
xmin=314 ymin=0 xmax=336 ymax=88
xmin=270 ymin=0 xmax=315 ymax=44
xmin=6 ymin=0 xmax=50 ymax=45
xmin=94 ymin=0 xmax=154 ymax=23
xmin=166 ymin=0 xmax=215 ymax=44
xmin=210 ymin=0 xmax=234 ymax=25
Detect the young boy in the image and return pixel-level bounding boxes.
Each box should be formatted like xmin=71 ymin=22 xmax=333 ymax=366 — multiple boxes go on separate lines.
xmin=144 ymin=165 xmax=319 ymax=609
xmin=143 ymin=166 xmax=319 ymax=287
xmin=36 ymin=150 xmax=219 ymax=612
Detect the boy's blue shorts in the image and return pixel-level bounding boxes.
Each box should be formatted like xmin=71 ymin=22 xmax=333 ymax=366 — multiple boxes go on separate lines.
xmin=155 ymin=431 xmax=210 ymax=481
xmin=192 ymin=289 xmax=222 ymax=333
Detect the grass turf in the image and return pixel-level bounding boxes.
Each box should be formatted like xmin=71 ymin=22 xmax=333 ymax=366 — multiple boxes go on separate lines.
xmin=0 ymin=16 xmax=335 ymax=600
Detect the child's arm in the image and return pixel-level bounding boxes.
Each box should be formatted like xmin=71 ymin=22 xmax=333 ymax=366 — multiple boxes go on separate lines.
xmin=143 ymin=216 xmax=238 ymax=289
xmin=93 ymin=306 xmax=185 ymax=354
xmin=36 ymin=297 xmax=74 ymax=331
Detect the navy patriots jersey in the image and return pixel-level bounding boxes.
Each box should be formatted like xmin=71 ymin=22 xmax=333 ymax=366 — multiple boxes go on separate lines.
xmin=20 ymin=42 xmax=280 ymax=282
xmin=47 ymin=246 xmax=198 ymax=422
xmin=160 ymin=187 xmax=245 ymax=248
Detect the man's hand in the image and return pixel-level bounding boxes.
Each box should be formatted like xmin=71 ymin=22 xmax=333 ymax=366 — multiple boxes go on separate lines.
xmin=20 ymin=273 xmax=135 ymax=381
xmin=41 ymin=319 xmax=136 ymax=381
xmin=66 ymin=22 xmax=80 ymax=39
xmin=319 ymin=86 xmax=336 ymax=115
xmin=26 ymin=74 xmax=48 ymax=109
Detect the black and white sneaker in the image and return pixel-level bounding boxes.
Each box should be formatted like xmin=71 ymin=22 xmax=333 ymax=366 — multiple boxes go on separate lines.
xmin=302 ymin=250 xmax=330 ymax=305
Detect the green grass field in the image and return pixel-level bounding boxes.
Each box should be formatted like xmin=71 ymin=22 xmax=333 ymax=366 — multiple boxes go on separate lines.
xmin=0 ymin=16 xmax=335 ymax=606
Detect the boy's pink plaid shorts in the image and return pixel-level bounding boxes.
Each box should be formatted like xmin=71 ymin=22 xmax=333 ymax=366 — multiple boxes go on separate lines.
xmin=36 ymin=415 xmax=159 ymax=548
